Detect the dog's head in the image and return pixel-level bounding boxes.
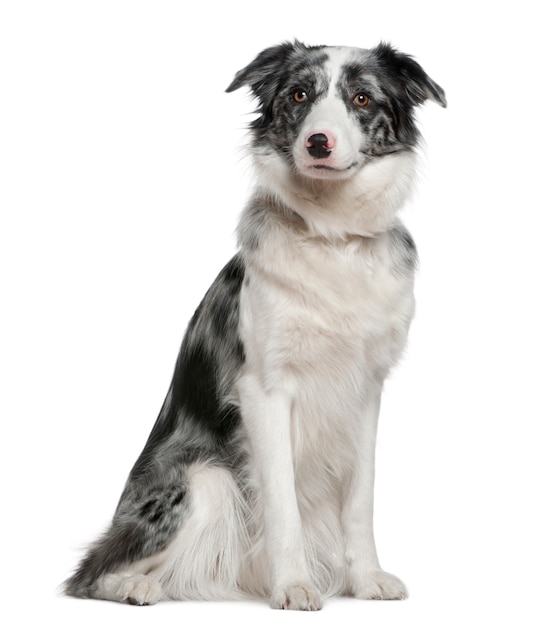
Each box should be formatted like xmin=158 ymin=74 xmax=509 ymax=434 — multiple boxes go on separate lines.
xmin=227 ymin=41 xmax=445 ymax=183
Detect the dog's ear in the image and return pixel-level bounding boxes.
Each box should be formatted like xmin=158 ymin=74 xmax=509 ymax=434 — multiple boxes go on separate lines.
xmin=226 ymin=41 xmax=306 ymax=130
xmin=373 ymin=42 xmax=447 ymax=108
xmin=226 ymin=41 xmax=300 ymax=100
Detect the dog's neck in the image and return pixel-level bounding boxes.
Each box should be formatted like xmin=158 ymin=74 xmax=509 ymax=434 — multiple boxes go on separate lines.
xmin=251 ymin=149 xmax=418 ymax=241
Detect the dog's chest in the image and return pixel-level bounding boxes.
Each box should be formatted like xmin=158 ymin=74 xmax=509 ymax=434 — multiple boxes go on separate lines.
xmin=241 ymin=232 xmax=415 ymax=390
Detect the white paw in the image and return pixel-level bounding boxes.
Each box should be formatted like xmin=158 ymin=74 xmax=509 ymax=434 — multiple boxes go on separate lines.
xmin=352 ymin=569 xmax=407 ymax=600
xmin=270 ymin=582 xmax=323 ymax=611
xmin=117 ymin=574 xmax=163 ymax=605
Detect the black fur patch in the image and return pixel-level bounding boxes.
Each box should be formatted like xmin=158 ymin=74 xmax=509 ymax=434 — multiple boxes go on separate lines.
xmin=130 ymin=254 xmax=245 ymax=479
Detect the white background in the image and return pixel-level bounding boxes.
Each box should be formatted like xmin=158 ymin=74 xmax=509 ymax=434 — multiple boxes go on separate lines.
xmin=1 ymin=1 xmax=533 ymax=624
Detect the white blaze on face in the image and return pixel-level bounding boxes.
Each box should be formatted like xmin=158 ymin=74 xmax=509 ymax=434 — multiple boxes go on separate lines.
xmin=293 ymin=47 xmax=367 ymax=180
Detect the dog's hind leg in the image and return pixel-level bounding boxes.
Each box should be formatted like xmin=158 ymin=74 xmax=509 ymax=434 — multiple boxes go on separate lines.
xmin=150 ymin=462 xmax=256 ymax=601
xmin=64 ymin=469 xmax=190 ymax=604
xmin=93 ymin=572 xmax=163 ymax=606
xmin=65 ymin=461 xmax=256 ymax=603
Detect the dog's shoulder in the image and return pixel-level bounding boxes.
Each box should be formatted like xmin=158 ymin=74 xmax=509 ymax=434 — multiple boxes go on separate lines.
xmin=388 ymin=223 xmax=418 ymax=275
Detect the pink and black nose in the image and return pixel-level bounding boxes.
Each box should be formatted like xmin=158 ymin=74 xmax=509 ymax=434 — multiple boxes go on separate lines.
xmin=306 ymin=132 xmax=335 ymax=159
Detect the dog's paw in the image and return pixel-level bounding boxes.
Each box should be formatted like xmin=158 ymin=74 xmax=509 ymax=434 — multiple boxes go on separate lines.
xmin=270 ymin=582 xmax=323 ymax=610
xmin=117 ymin=574 xmax=163 ymax=606
xmin=352 ymin=569 xmax=407 ymax=601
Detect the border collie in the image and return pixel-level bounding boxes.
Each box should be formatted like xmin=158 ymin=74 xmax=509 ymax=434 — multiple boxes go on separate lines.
xmin=65 ymin=40 xmax=445 ymax=610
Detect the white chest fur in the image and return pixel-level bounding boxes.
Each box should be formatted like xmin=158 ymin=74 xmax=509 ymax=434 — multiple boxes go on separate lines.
xmin=239 ymin=227 xmax=415 ymax=395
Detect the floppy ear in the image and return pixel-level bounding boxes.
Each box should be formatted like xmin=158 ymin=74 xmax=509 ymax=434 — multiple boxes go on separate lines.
xmin=373 ymin=42 xmax=447 ymax=108
xmin=226 ymin=41 xmax=306 ymax=130
xmin=226 ymin=41 xmax=296 ymax=95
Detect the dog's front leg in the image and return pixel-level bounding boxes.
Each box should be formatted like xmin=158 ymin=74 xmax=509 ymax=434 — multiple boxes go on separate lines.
xmin=238 ymin=374 xmax=322 ymax=610
xmin=342 ymin=385 xmax=407 ymax=600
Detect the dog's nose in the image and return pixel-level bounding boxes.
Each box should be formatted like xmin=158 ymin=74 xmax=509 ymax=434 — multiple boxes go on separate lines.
xmin=306 ymin=133 xmax=333 ymax=159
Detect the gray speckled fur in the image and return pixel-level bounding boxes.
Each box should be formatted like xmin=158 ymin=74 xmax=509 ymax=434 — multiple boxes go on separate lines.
xmin=65 ymin=256 xmax=246 ymax=597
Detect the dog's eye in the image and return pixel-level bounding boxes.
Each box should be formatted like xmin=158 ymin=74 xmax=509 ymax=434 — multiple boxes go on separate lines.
xmin=293 ymin=89 xmax=309 ymax=104
xmin=353 ymin=93 xmax=370 ymax=107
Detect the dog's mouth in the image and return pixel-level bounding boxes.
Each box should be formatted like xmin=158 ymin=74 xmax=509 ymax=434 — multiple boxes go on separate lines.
xmin=312 ymin=162 xmax=358 ymax=171
xmin=300 ymin=160 xmax=361 ymax=180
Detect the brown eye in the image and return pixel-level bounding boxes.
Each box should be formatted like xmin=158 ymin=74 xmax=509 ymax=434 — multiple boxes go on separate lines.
xmin=354 ymin=93 xmax=370 ymax=107
xmin=293 ymin=89 xmax=309 ymax=103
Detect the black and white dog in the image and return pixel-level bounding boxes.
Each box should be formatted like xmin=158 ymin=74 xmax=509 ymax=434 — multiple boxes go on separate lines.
xmin=65 ymin=41 xmax=445 ymax=610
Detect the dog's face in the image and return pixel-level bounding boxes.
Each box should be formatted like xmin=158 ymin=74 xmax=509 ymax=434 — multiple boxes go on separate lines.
xmin=227 ymin=42 xmax=446 ymax=182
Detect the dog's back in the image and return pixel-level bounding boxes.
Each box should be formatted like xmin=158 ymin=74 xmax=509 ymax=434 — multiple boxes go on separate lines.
xmin=65 ymin=41 xmax=445 ymax=610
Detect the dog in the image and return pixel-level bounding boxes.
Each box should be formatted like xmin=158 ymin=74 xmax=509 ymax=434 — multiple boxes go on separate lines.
xmin=65 ymin=40 xmax=445 ymax=610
